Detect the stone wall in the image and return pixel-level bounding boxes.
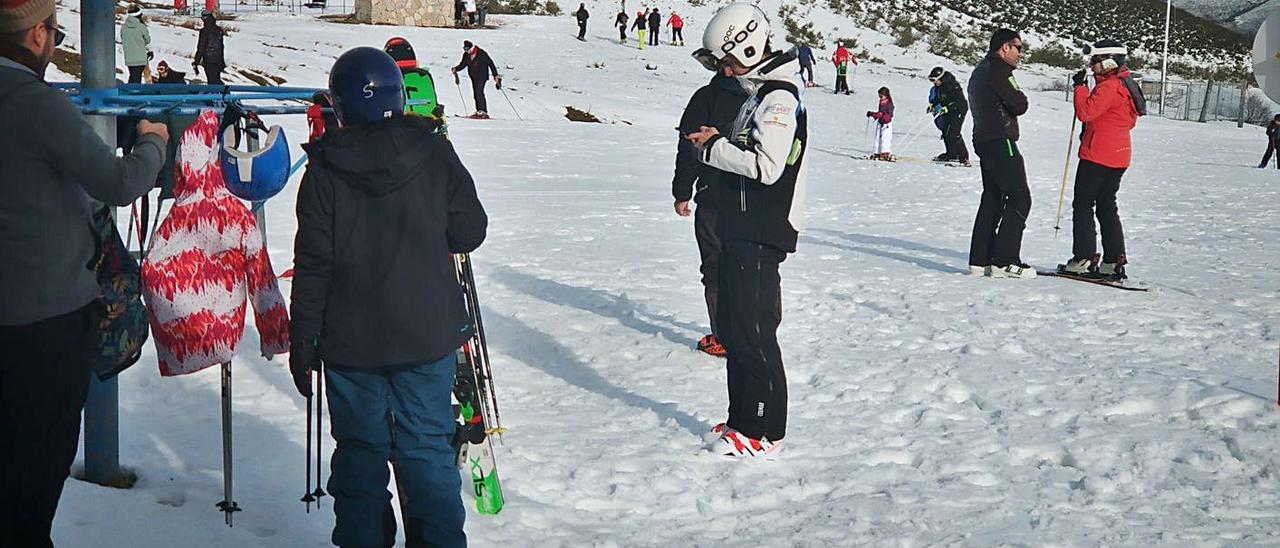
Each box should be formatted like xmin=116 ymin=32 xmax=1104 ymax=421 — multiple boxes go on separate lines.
xmin=355 ymin=0 xmax=455 ymax=28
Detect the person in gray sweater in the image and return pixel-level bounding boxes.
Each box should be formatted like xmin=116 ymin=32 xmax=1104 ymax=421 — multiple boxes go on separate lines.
xmin=0 ymin=1 xmax=168 ymax=544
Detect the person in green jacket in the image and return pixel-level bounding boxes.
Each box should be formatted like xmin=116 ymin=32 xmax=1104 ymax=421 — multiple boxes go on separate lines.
xmin=121 ymin=6 xmax=151 ymax=83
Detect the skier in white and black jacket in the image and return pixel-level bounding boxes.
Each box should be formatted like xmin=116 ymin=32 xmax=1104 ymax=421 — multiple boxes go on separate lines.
xmin=673 ymin=69 xmax=749 ymax=358
xmin=687 ymin=3 xmax=807 ymax=459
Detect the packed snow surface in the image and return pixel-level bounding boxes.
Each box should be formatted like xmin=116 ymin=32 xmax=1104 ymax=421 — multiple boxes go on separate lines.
xmin=50 ymin=6 xmax=1280 ymax=547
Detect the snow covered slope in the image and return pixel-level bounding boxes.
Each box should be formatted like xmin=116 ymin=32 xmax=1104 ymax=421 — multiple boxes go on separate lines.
xmin=48 ymin=6 xmax=1280 ymax=547
xmin=1174 ymin=0 xmax=1276 ymax=35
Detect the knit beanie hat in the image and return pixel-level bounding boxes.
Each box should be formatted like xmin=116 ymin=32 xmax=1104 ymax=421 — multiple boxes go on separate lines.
xmin=0 ymin=0 xmax=56 ymax=33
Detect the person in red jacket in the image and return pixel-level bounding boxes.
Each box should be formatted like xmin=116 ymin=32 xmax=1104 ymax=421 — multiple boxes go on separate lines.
xmin=666 ymin=11 xmax=684 ymax=46
xmin=1060 ymin=39 xmax=1146 ymax=279
xmin=832 ymin=43 xmax=854 ymax=94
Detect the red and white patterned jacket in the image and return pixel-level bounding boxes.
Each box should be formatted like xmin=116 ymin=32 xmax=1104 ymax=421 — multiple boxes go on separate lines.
xmin=142 ymin=109 xmax=290 ymax=376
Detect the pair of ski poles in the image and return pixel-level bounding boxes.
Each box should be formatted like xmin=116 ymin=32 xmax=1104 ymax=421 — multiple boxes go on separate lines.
xmin=453 ymin=76 xmax=524 ymax=121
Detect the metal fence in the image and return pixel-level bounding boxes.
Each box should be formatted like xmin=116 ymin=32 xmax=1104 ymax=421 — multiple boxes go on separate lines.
xmin=1141 ymin=79 xmax=1260 ymax=123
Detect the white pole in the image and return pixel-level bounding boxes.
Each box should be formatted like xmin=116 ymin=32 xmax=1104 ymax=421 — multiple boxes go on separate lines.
xmin=1161 ymin=0 xmax=1171 ymax=116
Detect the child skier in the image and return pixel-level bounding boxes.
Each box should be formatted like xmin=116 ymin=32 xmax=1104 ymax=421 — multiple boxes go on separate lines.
xmin=866 ymin=87 xmax=894 ymax=161
xmin=289 ymin=47 xmax=488 ymax=547
xmin=832 ymin=43 xmax=853 ymax=94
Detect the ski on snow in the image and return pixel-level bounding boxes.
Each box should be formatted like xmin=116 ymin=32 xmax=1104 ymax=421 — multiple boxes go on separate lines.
xmin=1036 ymin=270 xmax=1149 ymax=292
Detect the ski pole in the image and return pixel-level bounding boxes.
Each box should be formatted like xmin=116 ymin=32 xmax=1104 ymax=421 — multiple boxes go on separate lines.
xmin=302 ymin=390 xmax=315 ymax=513
xmin=217 ymin=362 xmax=241 ymax=527
xmin=897 ymin=112 xmax=938 ymax=153
xmin=454 ymin=76 xmax=470 ymax=115
xmin=1054 ymin=110 xmax=1079 ymax=239
xmin=313 ymin=368 xmax=327 ymax=506
xmin=499 ymin=87 xmax=523 ymax=122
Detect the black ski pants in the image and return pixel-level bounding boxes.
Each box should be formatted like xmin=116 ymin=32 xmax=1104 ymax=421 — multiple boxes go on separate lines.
xmin=799 ymin=64 xmax=813 ymax=84
xmin=694 ymin=205 xmax=720 ymax=338
xmin=618 ymin=25 xmax=626 ymax=41
xmin=577 ymin=21 xmax=587 ymax=40
xmin=1072 ymin=159 xmax=1127 ymax=263
xmin=834 ymin=74 xmax=848 ymax=93
xmin=0 ymin=304 xmax=97 ymax=548
xmin=1260 ymin=138 xmax=1279 ymax=169
xmin=648 ymin=25 xmax=659 ymax=45
xmin=942 ymin=111 xmax=969 ymax=162
xmin=672 ymin=27 xmax=683 ymax=43
xmin=203 ymin=63 xmax=224 ymax=85
xmin=718 ymin=240 xmax=787 ymax=442
xmin=969 ymin=139 xmax=1031 ymax=267
xmin=471 ymin=78 xmax=488 ymax=114
xmin=127 ymin=65 xmax=145 ymax=84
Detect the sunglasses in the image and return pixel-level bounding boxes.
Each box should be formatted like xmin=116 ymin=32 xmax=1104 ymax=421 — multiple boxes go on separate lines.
xmin=691 ymin=48 xmax=720 ymax=72
xmin=1089 ymin=55 xmax=1108 ymax=66
xmin=44 ymin=22 xmax=65 ymax=47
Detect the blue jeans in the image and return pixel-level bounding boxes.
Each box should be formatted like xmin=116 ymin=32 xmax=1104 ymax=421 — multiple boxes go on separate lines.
xmin=325 ymin=355 xmax=465 ymax=548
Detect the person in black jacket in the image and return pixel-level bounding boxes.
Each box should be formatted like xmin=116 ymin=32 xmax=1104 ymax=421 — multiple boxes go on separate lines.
xmin=647 ymin=8 xmax=660 ymax=47
xmin=574 ymin=3 xmax=588 ymax=41
xmin=154 ymin=60 xmax=186 ymax=83
xmin=451 ymin=40 xmax=501 ymax=118
xmin=1259 ymin=113 xmax=1280 ymax=169
xmin=927 ymin=67 xmax=970 ymax=165
xmin=673 ymin=69 xmax=749 ymax=358
xmin=192 ymin=11 xmax=225 ymax=85
xmin=615 ymin=10 xmax=628 ymax=42
xmin=290 ymin=48 xmax=486 ymax=548
xmin=967 ymin=28 xmax=1033 ymax=278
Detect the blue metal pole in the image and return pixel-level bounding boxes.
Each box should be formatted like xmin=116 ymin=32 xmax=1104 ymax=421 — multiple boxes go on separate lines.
xmin=81 ymin=0 xmax=124 ymax=487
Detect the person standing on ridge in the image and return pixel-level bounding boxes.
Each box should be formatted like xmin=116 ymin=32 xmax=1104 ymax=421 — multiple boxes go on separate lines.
xmin=451 ymin=40 xmax=501 ymax=119
xmin=1 ymin=1 xmax=169 ymax=543
xmin=290 ymin=47 xmax=487 ymax=548
xmin=967 ymin=28 xmax=1033 ymax=278
xmin=672 ymin=61 xmax=750 ymax=359
xmin=120 ymin=6 xmax=151 ymax=84
xmin=686 ymin=3 xmax=809 ymax=460
xmin=192 ymin=10 xmax=226 ymax=85
xmin=1058 ymin=39 xmax=1146 ymax=280
xmin=574 ymin=3 xmax=589 ymax=42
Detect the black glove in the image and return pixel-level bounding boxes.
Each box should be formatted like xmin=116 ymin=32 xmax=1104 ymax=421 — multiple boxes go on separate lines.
xmin=1072 ymin=70 xmax=1087 ymax=88
xmin=865 ymin=110 xmax=875 ymax=118
xmin=147 ymin=51 xmax=154 ymax=61
xmin=289 ymin=336 xmax=319 ymax=398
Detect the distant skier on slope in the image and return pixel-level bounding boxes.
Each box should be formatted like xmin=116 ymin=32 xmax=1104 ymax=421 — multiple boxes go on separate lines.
xmin=666 ymin=10 xmax=685 ymax=46
xmin=832 ymin=42 xmax=854 ymax=94
xmin=1259 ymin=113 xmax=1280 ymax=169
xmin=451 ymin=40 xmax=501 ymax=119
xmin=290 ymin=47 xmax=487 ymax=548
xmin=632 ymin=9 xmax=646 ymax=49
xmin=796 ymin=43 xmax=815 ymax=87
xmin=927 ymin=66 xmax=970 ymax=165
xmin=673 ymin=63 xmax=750 ymax=359
xmin=647 ymin=8 xmax=661 ymax=47
xmin=615 ymin=10 xmax=628 ymax=43
xmin=686 ymin=3 xmax=808 ymax=460
xmin=1059 ymin=39 xmax=1146 ymax=280
xmin=866 ymin=86 xmax=894 ymax=161
xmin=574 ymin=3 xmax=588 ymax=41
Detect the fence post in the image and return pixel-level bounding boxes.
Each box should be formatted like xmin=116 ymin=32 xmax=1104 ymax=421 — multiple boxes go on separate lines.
xmin=1198 ymin=78 xmax=1213 ymax=123
xmin=1239 ymin=85 xmax=1247 ymax=128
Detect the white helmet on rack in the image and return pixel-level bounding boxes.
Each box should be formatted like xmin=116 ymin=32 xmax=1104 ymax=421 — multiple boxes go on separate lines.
xmin=693 ymin=3 xmax=773 ymax=71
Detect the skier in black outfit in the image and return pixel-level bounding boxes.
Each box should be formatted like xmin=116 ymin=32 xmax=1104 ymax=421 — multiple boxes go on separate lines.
xmin=647 ymin=8 xmax=660 ymax=47
xmin=673 ymin=69 xmax=749 ymax=358
xmin=615 ymin=10 xmax=628 ymax=42
xmin=1259 ymin=113 xmax=1280 ymax=169
xmin=451 ymin=40 xmax=501 ymax=118
xmin=927 ymin=66 xmax=970 ymax=165
xmin=968 ymin=28 xmax=1033 ymax=278
xmin=192 ymin=11 xmax=225 ymax=85
xmin=574 ymin=3 xmax=588 ymax=41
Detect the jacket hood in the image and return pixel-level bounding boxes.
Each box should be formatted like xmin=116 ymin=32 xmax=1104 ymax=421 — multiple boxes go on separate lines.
xmin=124 ymin=15 xmax=144 ymax=29
xmin=712 ymin=71 xmax=749 ymax=97
xmin=737 ymin=52 xmax=799 ymax=94
xmin=303 ymin=115 xmax=443 ymax=196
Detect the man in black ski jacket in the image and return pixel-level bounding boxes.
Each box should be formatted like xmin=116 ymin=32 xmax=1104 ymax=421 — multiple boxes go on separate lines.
xmin=1259 ymin=113 xmax=1280 ymax=169
xmin=451 ymin=40 xmax=500 ymax=118
xmin=192 ymin=11 xmax=225 ymax=85
xmin=967 ymin=28 xmax=1033 ymax=278
xmin=575 ymin=3 xmax=589 ymax=41
xmin=673 ymin=70 xmax=749 ymax=358
xmin=647 ymin=8 xmax=660 ymax=47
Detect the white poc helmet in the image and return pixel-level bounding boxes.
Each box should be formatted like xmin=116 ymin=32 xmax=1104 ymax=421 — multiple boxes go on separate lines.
xmin=696 ymin=3 xmax=773 ymax=70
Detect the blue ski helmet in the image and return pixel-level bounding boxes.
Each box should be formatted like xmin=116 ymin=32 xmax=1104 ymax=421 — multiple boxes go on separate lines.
xmin=328 ymin=47 xmax=405 ymax=125
xmin=220 ymin=124 xmax=291 ymax=201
